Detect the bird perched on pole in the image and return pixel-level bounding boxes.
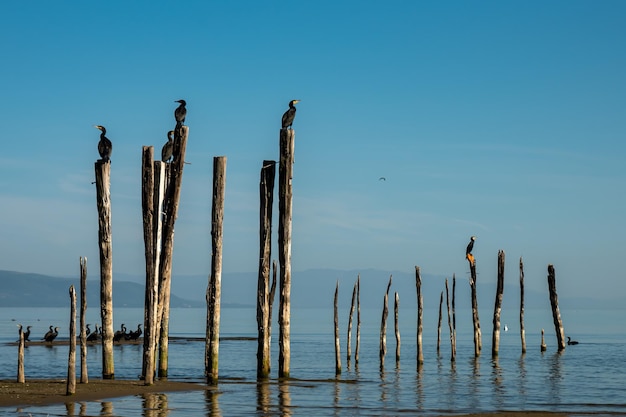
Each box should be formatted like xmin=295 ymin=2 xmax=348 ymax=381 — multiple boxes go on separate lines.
xmin=162 ymin=130 xmax=175 ymax=163
xmin=94 ymin=125 xmax=112 ymax=162
xmin=281 ymin=99 xmax=300 ymax=129
xmin=466 ymin=236 xmax=476 ymax=263
xmin=174 ymin=99 xmax=187 ymax=128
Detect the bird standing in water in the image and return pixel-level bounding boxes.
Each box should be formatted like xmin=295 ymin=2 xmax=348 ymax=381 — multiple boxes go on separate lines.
xmin=281 ymin=100 xmax=300 ymax=129
xmin=162 ymin=130 xmax=175 ymax=162
xmin=174 ymin=100 xmax=187 ymax=127
xmin=94 ymin=125 xmax=112 ymax=161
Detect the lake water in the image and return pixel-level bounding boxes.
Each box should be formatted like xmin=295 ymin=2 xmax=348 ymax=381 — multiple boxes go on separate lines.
xmin=1 ymin=306 xmax=625 ymax=416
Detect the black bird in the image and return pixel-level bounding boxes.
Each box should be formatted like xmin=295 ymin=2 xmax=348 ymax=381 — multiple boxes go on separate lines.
xmin=567 ymin=336 xmax=579 ymax=345
xmin=466 ymin=236 xmax=476 ymax=256
xmin=281 ymin=100 xmax=300 ymax=129
xmin=174 ymin=99 xmax=187 ymax=127
xmin=87 ymin=325 xmax=99 ymax=342
xmin=114 ymin=324 xmax=127 ymax=342
xmin=43 ymin=326 xmax=59 ymax=342
xmin=162 ymin=130 xmax=175 ymax=162
xmin=94 ymin=125 xmax=113 ymax=161
xmin=17 ymin=324 xmax=32 ymax=342
xmin=128 ymin=324 xmax=142 ymax=341
xmin=86 ymin=324 xmax=91 ymax=337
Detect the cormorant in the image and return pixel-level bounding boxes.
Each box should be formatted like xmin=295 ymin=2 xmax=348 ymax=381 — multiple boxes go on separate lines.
xmin=86 ymin=324 xmax=91 ymax=337
xmin=175 ymin=100 xmax=187 ymax=127
xmin=114 ymin=324 xmax=127 ymax=342
xmin=43 ymin=326 xmax=59 ymax=342
xmin=87 ymin=325 xmax=99 ymax=342
xmin=94 ymin=125 xmax=113 ymax=161
xmin=466 ymin=236 xmax=476 ymax=256
xmin=128 ymin=324 xmax=142 ymax=341
xmin=567 ymin=336 xmax=579 ymax=345
xmin=162 ymin=130 xmax=175 ymax=162
xmin=17 ymin=324 xmax=32 ymax=342
xmin=281 ymin=100 xmax=300 ymax=129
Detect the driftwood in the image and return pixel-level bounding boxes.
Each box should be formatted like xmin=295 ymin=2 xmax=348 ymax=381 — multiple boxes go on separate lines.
xmin=79 ymin=257 xmax=88 ymax=383
xmin=206 ymin=156 xmax=227 ymax=385
xmin=492 ymin=250 xmax=505 ymax=357
xmin=67 ymin=285 xmax=76 ymax=395
xmin=415 ymin=266 xmax=424 ymax=365
xmin=278 ymin=128 xmax=295 ymax=377
xmin=547 ymin=264 xmax=566 ymax=351
xmin=94 ymin=159 xmax=114 ymax=379
xmin=519 ymin=257 xmax=526 ymax=354
xmin=394 ymin=292 xmax=400 ymax=363
xmin=445 ymin=279 xmax=455 ymax=362
xmin=379 ymin=276 xmax=392 ymax=369
xmin=347 ymin=276 xmax=358 ymax=365
xmin=437 ymin=291 xmax=443 ymax=354
xmin=256 ymin=160 xmax=276 ymax=378
xmin=334 ymin=281 xmax=341 ymax=375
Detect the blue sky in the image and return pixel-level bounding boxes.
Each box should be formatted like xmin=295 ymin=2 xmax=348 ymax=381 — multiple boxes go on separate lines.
xmin=1 ymin=1 xmax=624 ymax=300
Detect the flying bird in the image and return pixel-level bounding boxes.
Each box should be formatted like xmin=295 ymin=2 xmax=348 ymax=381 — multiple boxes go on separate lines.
xmin=94 ymin=125 xmax=112 ymax=161
xmin=162 ymin=130 xmax=175 ymax=162
xmin=281 ymin=99 xmax=300 ymax=129
xmin=379 ymin=177 xmax=386 ymax=181
xmin=174 ymin=99 xmax=187 ymax=127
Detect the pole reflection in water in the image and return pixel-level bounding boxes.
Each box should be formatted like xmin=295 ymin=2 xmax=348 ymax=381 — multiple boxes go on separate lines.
xmin=204 ymin=387 xmax=222 ymax=417
xmin=415 ymin=365 xmax=424 ymax=411
xmin=65 ymin=401 xmax=74 ymax=416
xmin=518 ymin=354 xmax=527 ymax=398
xmin=468 ymin=357 xmax=480 ymax=411
xmin=142 ymin=392 xmax=169 ymax=417
xmin=278 ymin=379 xmax=292 ymax=416
xmin=547 ymin=352 xmax=563 ymax=404
xmin=256 ymin=379 xmax=271 ymax=416
xmin=101 ymin=401 xmax=113 ymax=415
xmin=491 ymin=357 xmax=504 ymax=409
xmin=333 ymin=378 xmax=340 ymax=417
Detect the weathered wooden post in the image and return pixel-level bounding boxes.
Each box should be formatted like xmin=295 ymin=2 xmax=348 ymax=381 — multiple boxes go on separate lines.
xmin=67 ymin=285 xmax=76 ymax=395
xmin=379 ymin=276 xmax=392 ymax=369
xmin=452 ymin=274 xmax=457 ymax=358
xmin=17 ymin=326 xmax=25 ymax=383
xmin=415 ymin=267 xmax=424 ymax=366
xmin=95 ymin=158 xmax=114 ymax=379
xmin=540 ymin=328 xmax=547 ymax=352
xmin=547 ymin=264 xmax=566 ymax=351
xmin=519 ymin=257 xmax=526 ymax=354
xmin=445 ymin=279 xmax=455 ymax=362
xmin=79 ymin=257 xmax=88 ymax=384
xmin=394 ymin=292 xmax=400 ymax=363
xmin=492 ymin=250 xmax=505 ymax=357
xmin=468 ymin=255 xmax=482 ymax=357
xmin=334 ymin=281 xmax=341 ymax=375
xmin=355 ymin=276 xmax=361 ymax=365
xmin=206 ymin=156 xmax=227 ymax=385
xmin=157 ymin=126 xmax=189 ymax=378
xmin=269 ymin=260 xmax=277 ymax=341
xmin=346 ymin=277 xmax=358 ymax=366
xmin=278 ymin=128 xmax=295 ymax=378
xmin=257 ymin=160 xmax=276 ymax=378
xmin=437 ymin=291 xmax=443 ymax=354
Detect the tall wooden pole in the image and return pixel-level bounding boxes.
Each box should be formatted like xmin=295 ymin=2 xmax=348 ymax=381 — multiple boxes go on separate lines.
xmin=347 ymin=277 xmax=358 ymax=365
xmin=468 ymin=256 xmax=482 ymax=357
xmin=158 ymin=126 xmax=189 ymax=378
xmin=437 ymin=291 xmax=443 ymax=354
xmin=67 ymin=285 xmax=76 ymax=395
xmin=355 ymin=276 xmax=361 ymax=365
xmin=492 ymin=250 xmax=505 ymax=357
xmin=334 ymin=281 xmax=341 ymax=375
xmin=379 ymin=276 xmax=392 ymax=369
xmin=278 ymin=128 xmax=295 ymax=378
xmin=445 ymin=279 xmax=455 ymax=362
xmin=415 ymin=266 xmax=424 ymax=366
xmin=394 ymin=292 xmax=400 ymax=363
xmin=95 ymin=159 xmax=114 ymax=379
xmin=519 ymin=257 xmax=527 ymax=354
xmin=79 ymin=257 xmax=88 ymax=384
xmin=547 ymin=264 xmax=566 ymax=351
xmin=256 ymin=160 xmax=276 ymax=378
xmin=17 ymin=326 xmax=24 ymax=383
xmin=206 ymin=156 xmax=227 ymax=385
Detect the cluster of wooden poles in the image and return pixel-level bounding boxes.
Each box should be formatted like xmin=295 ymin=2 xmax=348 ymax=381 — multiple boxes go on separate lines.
xmin=331 ymin=252 xmax=569 ymax=375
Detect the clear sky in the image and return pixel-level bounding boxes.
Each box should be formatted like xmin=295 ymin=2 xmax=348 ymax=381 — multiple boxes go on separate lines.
xmin=1 ymin=1 xmax=624 ymax=300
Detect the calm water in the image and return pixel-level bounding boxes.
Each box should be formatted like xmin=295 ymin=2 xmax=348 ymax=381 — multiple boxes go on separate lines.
xmin=1 ymin=306 xmax=625 ymax=416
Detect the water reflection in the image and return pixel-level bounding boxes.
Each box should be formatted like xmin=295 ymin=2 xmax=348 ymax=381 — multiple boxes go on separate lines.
xmin=204 ymin=387 xmax=222 ymax=417
xmin=256 ymin=379 xmax=271 ymax=416
xmin=491 ymin=357 xmax=504 ymax=409
xmin=101 ymin=401 xmax=113 ymax=415
xmin=278 ymin=379 xmax=292 ymax=416
xmin=468 ymin=357 xmax=480 ymax=410
xmin=142 ymin=392 xmax=169 ymax=417
xmin=415 ymin=364 xmax=424 ymax=411
xmin=547 ymin=352 xmax=563 ymax=404
xmin=518 ymin=354 xmax=527 ymax=398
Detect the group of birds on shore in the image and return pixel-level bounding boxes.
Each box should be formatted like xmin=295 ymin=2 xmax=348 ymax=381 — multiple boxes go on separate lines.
xmin=17 ymin=323 xmax=142 ymax=344
xmin=93 ymin=99 xmax=300 ymax=163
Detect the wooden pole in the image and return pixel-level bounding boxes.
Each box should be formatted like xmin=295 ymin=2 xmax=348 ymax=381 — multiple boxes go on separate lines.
xmin=452 ymin=274 xmax=457 ymax=359
xmin=415 ymin=267 xmax=424 ymax=366
xmin=347 ymin=276 xmax=358 ymax=365
xmin=95 ymin=159 xmax=114 ymax=379
xmin=540 ymin=328 xmax=547 ymax=352
xmin=379 ymin=276 xmax=392 ymax=369
xmin=278 ymin=128 xmax=295 ymax=378
xmin=355 ymin=276 xmax=361 ymax=365
xmin=445 ymin=279 xmax=455 ymax=362
xmin=269 ymin=260 xmax=277 ymax=344
xmin=79 ymin=257 xmax=88 ymax=384
xmin=256 ymin=160 xmax=276 ymax=378
xmin=437 ymin=291 xmax=443 ymax=354
xmin=158 ymin=126 xmax=189 ymax=378
xmin=519 ymin=257 xmax=527 ymax=354
xmin=17 ymin=326 xmax=24 ymax=383
xmin=206 ymin=156 xmax=227 ymax=385
xmin=547 ymin=264 xmax=566 ymax=351
xmin=394 ymin=292 xmax=400 ymax=364
xmin=334 ymin=281 xmax=341 ymax=375
xmin=468 ymin=256 xmax=482 ymax=357
xmin=67 ymin=285 xmax=77 ymax=395
xmin=492 ymin=250 xmax=505 ymax=357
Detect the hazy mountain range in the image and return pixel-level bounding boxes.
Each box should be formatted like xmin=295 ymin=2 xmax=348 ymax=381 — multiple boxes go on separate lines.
xmin=0 ymin=268 xmax=619 ymax=310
